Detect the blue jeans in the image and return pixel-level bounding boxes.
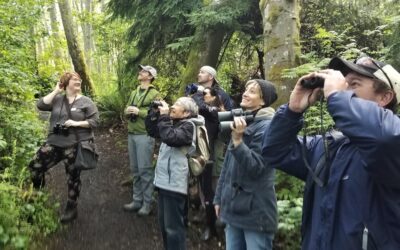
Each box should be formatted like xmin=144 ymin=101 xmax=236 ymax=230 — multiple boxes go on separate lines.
xmin=157 ymin=189 xmax=186 ymax=250
xmin=225 ymin=224 xmax=274 ymax=250
xmin=128 ymin=134 xmax=155 ymax=206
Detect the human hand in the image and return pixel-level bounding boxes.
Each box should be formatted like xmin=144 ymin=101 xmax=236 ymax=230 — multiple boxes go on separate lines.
xmin=230 ymin=116 xmax=246 ymax=147
xmin=197 ymin=85 xmax=205 ymax=93
xmin=64 ymin=119 xmax=78 ymax=127
xmin=54 ymin=82 xmax=64 ymax=94
xmin=125 ymin=106 xmax=139 ymax=115
xmin=214 ymin=205 xmax=220 ymax=218
xmin=289 ymin=72 xmax=322 ymax=113
xmin=314 ymin=69 xmax=347 ymax=99
xmin=158 ymin=101 xmax=170 ymax=115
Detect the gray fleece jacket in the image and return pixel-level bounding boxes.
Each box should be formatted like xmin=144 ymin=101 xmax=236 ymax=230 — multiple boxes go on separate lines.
xmin=154 ymin=115 xmax=205 ymax=195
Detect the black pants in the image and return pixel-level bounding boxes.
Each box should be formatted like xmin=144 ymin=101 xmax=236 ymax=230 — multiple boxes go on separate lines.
xmin=28 ymin=143 xmax=81 ymax=201
xmin=158 ymin=189 xmax=187 ymax=250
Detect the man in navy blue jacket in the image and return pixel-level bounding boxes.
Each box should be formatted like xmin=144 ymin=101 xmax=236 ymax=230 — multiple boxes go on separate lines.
xmin=262 ymin=56 xmax=400 ymax=250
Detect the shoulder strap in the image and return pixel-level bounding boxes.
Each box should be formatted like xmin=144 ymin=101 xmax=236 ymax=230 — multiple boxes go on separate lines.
xmin=63 ymin=96 xmax=81 ymax=143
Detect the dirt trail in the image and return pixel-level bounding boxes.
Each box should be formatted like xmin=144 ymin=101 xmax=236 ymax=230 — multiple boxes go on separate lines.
xmin=37 ymin=128 xmax=221 ymax=250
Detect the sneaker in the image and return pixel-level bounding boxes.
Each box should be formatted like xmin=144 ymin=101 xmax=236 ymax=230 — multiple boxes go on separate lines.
xmin=137 ymin=204 xmax=152 ymax=216
xmin=123 ymin=201 xmax=142 ymax=212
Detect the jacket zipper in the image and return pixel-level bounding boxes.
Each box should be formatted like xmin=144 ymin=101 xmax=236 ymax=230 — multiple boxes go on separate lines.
xmin=362 ymin=226 xmax=368 ymax=250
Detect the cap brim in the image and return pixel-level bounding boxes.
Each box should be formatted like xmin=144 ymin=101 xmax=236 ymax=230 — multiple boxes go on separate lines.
xmin=138 ymin=64 xmax=145 ymax=70
xmin=328 ymin=57 xmax=376 ymax=78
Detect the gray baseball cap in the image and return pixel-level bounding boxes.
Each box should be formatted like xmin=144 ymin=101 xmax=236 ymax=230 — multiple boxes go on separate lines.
xmin=329 ymin=56 xmax=400 ymax=103
xmin=138 ymin=65 xmax=157 ymax=78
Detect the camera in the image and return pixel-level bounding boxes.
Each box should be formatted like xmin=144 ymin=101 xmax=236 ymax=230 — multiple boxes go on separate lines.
xmin=300 ymin=77 xmax=324 ymax=89
xmin=218 ymin=108 xmax=254 ymax=131
xmin=185 ymin=83 xmax=200 ymax=95
xmin=150 ymin=100 xmax=163 ymax=109
xmin=130 ymin=113 xmax=137 ymax=122
xmin=53 ymin=123 xmax=69 ymax=136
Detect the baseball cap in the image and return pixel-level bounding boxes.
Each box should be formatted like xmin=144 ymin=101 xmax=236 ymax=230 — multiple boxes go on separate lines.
xmin=200 ymin=65 xmax=218 ymax=83
xmin=138 ymin=65 xmax=157 ymax=78
xmin=329 ymin=56 xmax=400 ymax=103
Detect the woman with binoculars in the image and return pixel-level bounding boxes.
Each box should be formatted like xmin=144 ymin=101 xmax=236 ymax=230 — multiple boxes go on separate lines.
xmin=28 ymin=71 xmax=99 ymax=223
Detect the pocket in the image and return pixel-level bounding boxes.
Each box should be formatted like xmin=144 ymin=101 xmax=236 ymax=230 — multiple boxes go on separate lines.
xmin=230 ymin=188 xmax=254 ymax=215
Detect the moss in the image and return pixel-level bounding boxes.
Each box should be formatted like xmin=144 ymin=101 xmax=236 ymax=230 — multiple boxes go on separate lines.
xmin=265 ymin=37 xmax=281 ymax=52
xmin=266 ymin=4 xmax=283 ymax=24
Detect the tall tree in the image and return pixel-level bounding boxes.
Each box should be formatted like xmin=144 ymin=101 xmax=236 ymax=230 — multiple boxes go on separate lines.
xmin=78 ymin=0 xmax=95 ymax=70
xmin=178 ymin=0 xmax=229 ymax=92
xmin=49 ymin=3 xmax=64 ymax=59
xmin=58 ymin=0 xmax=94 ymax=94
xmin=260 ymin=0 xmax=301 ymax=106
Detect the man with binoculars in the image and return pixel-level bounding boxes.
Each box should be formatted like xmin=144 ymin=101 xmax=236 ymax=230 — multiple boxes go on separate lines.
xmin=124 ymin=65 xmax=160 ymax=216
xmin=213 ymin=79 xmax=278 ymax=250
xmin=262 ymin=56 xmax=400 ymax=249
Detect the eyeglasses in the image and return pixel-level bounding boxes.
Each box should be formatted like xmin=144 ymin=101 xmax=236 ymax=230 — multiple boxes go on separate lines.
xmin=355 ymin=56 xmax=394 ymax=90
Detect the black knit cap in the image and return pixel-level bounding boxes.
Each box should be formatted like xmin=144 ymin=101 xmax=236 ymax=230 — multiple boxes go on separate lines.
xmin=251 ymin=79 xmax=278 ymax=107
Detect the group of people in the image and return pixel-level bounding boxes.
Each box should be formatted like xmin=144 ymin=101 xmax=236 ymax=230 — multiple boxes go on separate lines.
xmin=29 ymin=55 xmax=400 ymax=250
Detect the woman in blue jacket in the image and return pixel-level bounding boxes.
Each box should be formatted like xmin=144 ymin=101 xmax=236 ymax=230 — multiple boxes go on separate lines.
xmin=262 ymin=56 xmax=400 ymax=250
xmin=214 ymin=79 xmax=278 ymax=250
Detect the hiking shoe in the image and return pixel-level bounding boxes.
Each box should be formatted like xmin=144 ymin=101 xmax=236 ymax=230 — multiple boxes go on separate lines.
xmin=60 ymin=200 xmax=78 ymax=224
xmin=137 ymin=204 xmax=152 ymax=216
xmin=123 ymin=201 xmax=142 ymax=212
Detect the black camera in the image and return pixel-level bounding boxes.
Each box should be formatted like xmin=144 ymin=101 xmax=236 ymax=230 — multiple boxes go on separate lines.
xmin=300 ymin=77 xmax=325 ymax=89
xmin=53 ymin=123 xmax=69 ymax=136
xmin=185 ymin=83 xmax=200 ymax=95
xmin=130 ymin=114 xmax=137 ymax=122
xmin=150 ymin=100 xmax=163 ymax=109
xmin=218 ymin=108 xmax=254 ymax=132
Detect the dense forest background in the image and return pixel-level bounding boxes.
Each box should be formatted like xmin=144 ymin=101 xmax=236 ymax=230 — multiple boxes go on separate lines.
xmin=1 ymin=0 xmax=399 ymax=249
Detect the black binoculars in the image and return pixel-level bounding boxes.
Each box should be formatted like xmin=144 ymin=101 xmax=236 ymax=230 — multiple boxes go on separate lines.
xmin=53 ymin=123 xmax=69 ymax=136
xmin=300 ymin=77 xmax=325 ymax=89
xmin=218 ymin=109 xmax=254 ymax=132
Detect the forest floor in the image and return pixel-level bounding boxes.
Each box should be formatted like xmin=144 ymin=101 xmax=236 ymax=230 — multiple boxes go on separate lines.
xmin=35 ymin=127 xmax=223 ymax=250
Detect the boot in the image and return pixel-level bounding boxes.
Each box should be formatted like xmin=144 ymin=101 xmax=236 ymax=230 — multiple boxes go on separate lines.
xmin=200 ymin=204 xmax=217 ymax=241
xmin=60 ymin=200 xmax=78 ymax=224
xmin=191 ymin=206 xmax=205 ymax=223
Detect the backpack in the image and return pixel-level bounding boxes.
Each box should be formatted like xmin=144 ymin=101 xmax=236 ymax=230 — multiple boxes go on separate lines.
xmin=187 ymin=120 xmax=211 ymax=176
xmin=145 ymin=107 xmax=160 ymax=138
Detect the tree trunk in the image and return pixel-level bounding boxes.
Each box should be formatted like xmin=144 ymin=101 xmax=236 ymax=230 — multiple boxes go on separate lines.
xmin=260 ymin=0 xmax=301 ymax=106
xmin=49 ymin=3 xmax=64 ymax=59
xmin=179 ymin=0 xmax=229 ymax=95
xmin=58 ymin=0 xmax=95 ymax=95
xmin=80 ymin=0 xmax=94 ymax=70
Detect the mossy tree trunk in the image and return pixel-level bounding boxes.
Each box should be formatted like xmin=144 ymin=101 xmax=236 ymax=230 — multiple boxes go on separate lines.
xmin=179 ymin=27 xmax=227 ymax=95
xmin=260 ymin=0 xmax=301 ymax=106
xmin=58 ymin=0 xmax=95 ymax=95
xmin=178 ymin=0 xmax=229 ymax=96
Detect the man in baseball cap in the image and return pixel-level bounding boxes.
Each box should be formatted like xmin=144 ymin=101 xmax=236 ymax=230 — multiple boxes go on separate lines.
xmin=262 ymin=55 xmax=400 ymax=250
xmin=328 ymin=56 xmax=400 ymax=111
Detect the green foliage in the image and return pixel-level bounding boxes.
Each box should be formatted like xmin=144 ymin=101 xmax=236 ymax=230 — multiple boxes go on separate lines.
xmin=0 ymin=0 xmax=59 ymax=248
xmin=0 ymin=183 xmax=58 ymax=250
xmin=274 ymin=198 xmax=303 ymax=250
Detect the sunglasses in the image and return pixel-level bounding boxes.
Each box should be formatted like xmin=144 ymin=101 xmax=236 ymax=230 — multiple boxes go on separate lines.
xmin=355 ymin=56 xmax=394 ymax=90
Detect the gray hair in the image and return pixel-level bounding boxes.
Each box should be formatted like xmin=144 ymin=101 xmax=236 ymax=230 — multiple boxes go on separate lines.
xmin=175 ymin=97 xmax=198 ymax=117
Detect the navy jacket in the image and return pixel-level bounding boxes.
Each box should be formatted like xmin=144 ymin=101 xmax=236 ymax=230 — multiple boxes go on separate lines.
xmin=214 ymin=107 xmax=277 ymax=233
xmin=262 ymin=91 xmax=400 ymax=250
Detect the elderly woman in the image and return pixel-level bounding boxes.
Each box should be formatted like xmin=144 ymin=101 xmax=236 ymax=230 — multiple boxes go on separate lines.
xmin=154 ymin=97 xmax=203 ymax=250
xmin=213 ymin=79 xmax=278 ymax=250
xmin=28 ymin=71 xmax=99 ymax=223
